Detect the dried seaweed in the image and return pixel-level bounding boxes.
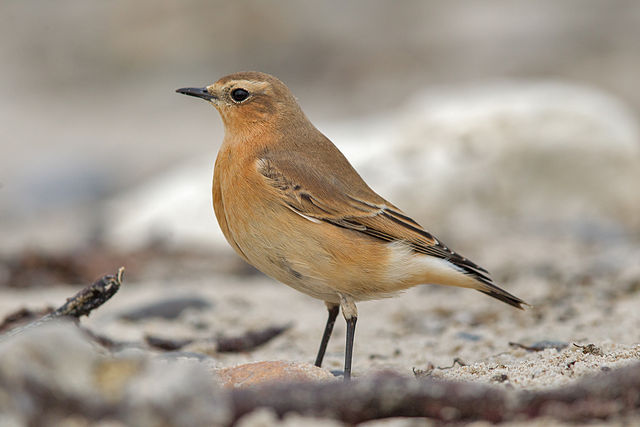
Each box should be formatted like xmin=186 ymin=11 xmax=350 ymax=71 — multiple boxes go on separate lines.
xmin=1 ymin=268 xmax=124 ymax=338
xmin=229 ymin=362 xmax=640 ymax=424
xmin=217 ymin=324 xmax=293 ymax=353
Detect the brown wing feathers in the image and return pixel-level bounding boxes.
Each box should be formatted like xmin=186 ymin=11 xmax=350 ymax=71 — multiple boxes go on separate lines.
xmin=258 ymin=155 xmax=526 ymax=309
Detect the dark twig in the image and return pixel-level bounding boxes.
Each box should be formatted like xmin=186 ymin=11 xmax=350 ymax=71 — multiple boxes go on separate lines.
xmin=437 ymin=357 xmax=467 ymax=369
xmin=229 ymin=362 xmax=640 ymax=424
xmin=80 ymin=326 xmax=128 ymax=350
xmin=144 ymin=323 xmax=292 ymax=353
xmin=231 ymin=372 xmax=508 ymax=424
xmin=145 ymin=335 xmax=194 ymax=351
xmin=1 ymin=268 xmax=124 ymax=339
xmin=47 ymin=267 xmax=124 ymax=319
xmin=217 ymin=323 xmax=292 ymax=353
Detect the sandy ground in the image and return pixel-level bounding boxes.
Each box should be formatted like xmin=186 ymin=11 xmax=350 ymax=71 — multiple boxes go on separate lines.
xmin=2 ymin=234 xmax=638 ymax=393
xmin=2 ymin=233 xmax=639 ymax=425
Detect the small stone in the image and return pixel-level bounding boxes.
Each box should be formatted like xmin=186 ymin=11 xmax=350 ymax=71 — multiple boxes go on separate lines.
xmin=492 ymin=373 xmax=509 ymax=383
xmin=216 ymin=361 xmax=334 ymax=388
xmin=456 ymin=331 xmax=482 ymax=342
xmin=574 ymin=343 xmax=604 ymax=356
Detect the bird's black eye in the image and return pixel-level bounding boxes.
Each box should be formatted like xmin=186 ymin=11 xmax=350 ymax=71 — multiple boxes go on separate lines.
xmin=231 ymin=88 xmax=250 ymax=102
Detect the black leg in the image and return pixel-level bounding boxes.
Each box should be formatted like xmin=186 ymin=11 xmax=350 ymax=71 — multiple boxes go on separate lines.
xmin=343 ymin=316 xmax=357 ymax=380
xmin=314 ymin=304 xmax=339 ymax=367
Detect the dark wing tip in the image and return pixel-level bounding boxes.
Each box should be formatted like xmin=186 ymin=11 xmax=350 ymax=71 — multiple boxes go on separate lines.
xmin=477 ymin=287 xmax=529 ymax=310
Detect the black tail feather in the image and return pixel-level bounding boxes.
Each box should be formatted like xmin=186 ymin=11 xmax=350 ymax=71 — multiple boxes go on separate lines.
xmin=452 ymin=255 xmax=528 ymax=310
xmin=477 ymin=286 xmax=528 ymax=310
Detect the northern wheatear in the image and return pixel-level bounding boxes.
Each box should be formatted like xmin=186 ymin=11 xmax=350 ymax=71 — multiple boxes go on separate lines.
xmin=177 ymin=72 xmax=526 ymax=380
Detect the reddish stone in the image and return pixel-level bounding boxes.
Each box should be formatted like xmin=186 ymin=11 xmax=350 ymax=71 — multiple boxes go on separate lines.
xmin=217 ymin=361 xmax=334 ymax=388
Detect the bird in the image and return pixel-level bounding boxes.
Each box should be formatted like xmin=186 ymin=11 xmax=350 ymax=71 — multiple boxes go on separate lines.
xmin=176 ymin=71 xmax=527 ymax=380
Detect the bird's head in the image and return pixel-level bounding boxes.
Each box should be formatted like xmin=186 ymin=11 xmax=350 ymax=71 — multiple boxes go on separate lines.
xmin=177 ymin=71 xmax=306 ymax=136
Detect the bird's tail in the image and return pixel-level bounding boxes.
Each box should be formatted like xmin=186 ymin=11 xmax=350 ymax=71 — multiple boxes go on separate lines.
xmin=450 ymin=255 xmax=528 ymax=310
xmin=476 ymin=283 xmax=528 ymax=309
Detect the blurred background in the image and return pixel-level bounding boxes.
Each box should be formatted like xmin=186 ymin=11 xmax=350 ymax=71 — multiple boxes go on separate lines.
xmin=1 ymin=0 xmax=639 ymax=286
xmin=2 ymin=3 xmax=640 ymax=414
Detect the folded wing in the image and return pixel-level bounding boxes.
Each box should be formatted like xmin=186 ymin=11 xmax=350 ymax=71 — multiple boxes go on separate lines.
xmin=257 ymin=149 xmax=526 ymax=309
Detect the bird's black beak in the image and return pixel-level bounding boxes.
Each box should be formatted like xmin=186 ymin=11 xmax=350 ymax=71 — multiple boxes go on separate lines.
xmin=176 ymin=87 xmax=217 ymax=101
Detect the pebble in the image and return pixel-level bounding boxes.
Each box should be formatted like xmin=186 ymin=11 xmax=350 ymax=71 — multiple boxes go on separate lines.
xmin=216 ymin=360 xmax=335 ymax=388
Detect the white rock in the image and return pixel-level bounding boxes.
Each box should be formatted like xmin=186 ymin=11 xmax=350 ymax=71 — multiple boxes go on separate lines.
xmin=105 ymin=157 xmax=226 ymax=250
